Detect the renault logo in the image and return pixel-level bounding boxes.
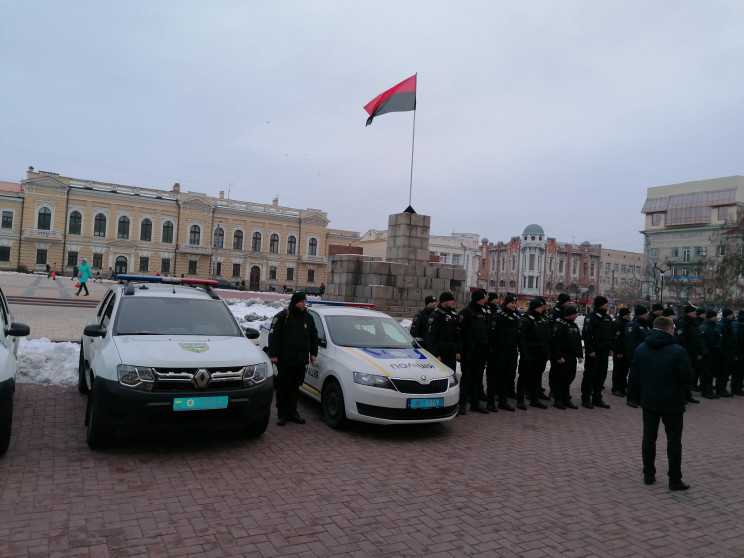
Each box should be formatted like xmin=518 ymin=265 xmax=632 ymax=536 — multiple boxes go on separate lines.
xmin=193 ymin=369 xmax=211 ymax=388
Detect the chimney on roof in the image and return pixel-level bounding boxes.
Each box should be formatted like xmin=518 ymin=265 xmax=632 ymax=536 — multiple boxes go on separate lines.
xmin=172 ymin=182 xmax=180 ymax=193
xmin=219 ymin=190 xmax=225 ymax=199
xmin=272 ymin=197 xmax=279 ymax=206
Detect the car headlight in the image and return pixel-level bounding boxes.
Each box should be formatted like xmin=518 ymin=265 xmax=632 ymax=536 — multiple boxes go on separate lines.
xmin=118 ymin=364 xmax=155 ymax=391
xmin=353 ymin=371 xmax=394 ymax=389
xmin=448 ymin=373 xmax=458 ymax=388
xmin=243 ymin=362 xmax=269 ymax=387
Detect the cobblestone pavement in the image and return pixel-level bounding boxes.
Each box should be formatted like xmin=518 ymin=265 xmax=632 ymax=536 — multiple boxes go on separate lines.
xmin=2 ymin=382 xmax=743 ymax=557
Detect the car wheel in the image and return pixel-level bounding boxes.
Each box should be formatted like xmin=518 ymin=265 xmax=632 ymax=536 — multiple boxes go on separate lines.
xmin=77 ymin=344 xmax=90 ymax=395
xmin=0 ymin=393 xmax=13 ymax=457
xmin=85 ymin=387 xmax=110 ymax=449
xmin=322 ymin=379 xmax=348 ymax=430
xmin=240 ymin=411 xmax=270 ymax=438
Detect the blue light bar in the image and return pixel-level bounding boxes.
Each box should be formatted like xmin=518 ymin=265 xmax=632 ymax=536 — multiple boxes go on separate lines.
xmin=307 ymin=300 xmax=376 ymax=308
xmin=117 ymin=274 xmax=163 ymax=282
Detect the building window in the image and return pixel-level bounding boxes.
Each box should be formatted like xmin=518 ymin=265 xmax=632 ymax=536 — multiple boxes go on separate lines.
xmin=162 ymin=221 xmax=174 ymax=243
xmin=718 ymin=206 xmax=729 ymax=221
xmin=213 ymin=227 xmax=224 ymax=248
xmin=649 ymin=247 xmax=659 ymax=258
xmin=0 ymin=246 xmax=10 ymax=262
xmin=37 ymin=207 xmax=52 ymax=230
xmin=94 ymin=214 xmax=107 ymax=237
xmin=215 ymin=261 xmax=222 ymax=276
xmin=269 ymin=234 xmax=279 ymax=253
xmin=719 ymin=244 xmax=726 ymax=256
xmin=651 ymin=213 xmax=662 ymax=226
xmin=188 ymin=260 xmax=197 ymax=275
xmin=452 ymin=254 xmax=460 ymax=265
xmin=93 ymin=254 xmax=103 ymax=269
xmin=140 ymin=219 xmax=152 ymax=242
xmin=189 ymin=225 xmax=200 ymax=245
xmin=558 ymin=259 xmax=564 ymax=274
xmin=308 ymin=238 xmax=318 ymax=256
xmin=528 ymin=254 xmax=535 ymax=271
xmin=527 ymin=276 xmax=534 ymax=289
xmin=286 ymin=267 xmax=294 ymax=281
xmin=117 ymin=216 xmax=130 ymax=239
xmin=67 ymin=251 xmax=78 ymax=267
xmin=139 ymin=257 xmax=149 ymax=272
xmin=67 ymin=211 xmax=82 ymax=235
xmin=269 ymin=265 xmax=277 ymax=280
xmin=36 ymin=249 xmax=47 ymax=265
xmin=1 ymin=211 xmax=12 ymax=229
xmin=682 ymin=248 xmax=691 ymax=263
xmin=233 ymin=230 xmax=243 ymax=250
xmin=252 ymin=232 xmax=262 ymax=252
xmin=605 ymin=262 xmax=610 ymax=273
xmin=307 ymin=269 xmax=315 ymax=283
xmin=232 ymin=263 xmax=240 ymax=278
xmin=287 ymin=235 xmax=296 ymax=255
xmin=161 ymin=258 xmax=171 ymax=274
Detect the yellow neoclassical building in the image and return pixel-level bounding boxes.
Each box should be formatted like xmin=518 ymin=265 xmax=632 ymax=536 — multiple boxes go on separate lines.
xmin=1 ymin=168 xmax=357 ymax=291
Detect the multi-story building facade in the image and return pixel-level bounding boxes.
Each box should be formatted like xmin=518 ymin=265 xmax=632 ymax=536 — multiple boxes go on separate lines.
xmin=1 ymin=168 xmax=357 ymax=291
xmin=641 ymin=175 xmax=744 ymax=303
xmin=598 ymin=249 xmax=645 ymax=304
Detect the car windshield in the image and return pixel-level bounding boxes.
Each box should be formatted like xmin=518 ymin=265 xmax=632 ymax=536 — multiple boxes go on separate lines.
xmin=324 ymin=315 xmax=414 ymax=348
xmin=114 ymin=296 xmax=242 ymax=336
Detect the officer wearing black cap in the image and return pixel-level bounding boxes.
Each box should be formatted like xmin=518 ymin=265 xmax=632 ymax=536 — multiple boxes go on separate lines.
xmin=716 ymin=308 xmax=737 ymax=397
xmin=458 ymin=289 xmax=491 ymax=414
xmin=733 ymin=311 xmax=744 ymax=396
xmin=426 ymin=292 xmax=461 ymax=382
xmin=548 ymin=292 xmax=572 ymax=322
xmin=516 ymin=297 xmax=551 ymax=410
xmin=268 ymin=292 xmax=319 ymax=426
xmin=581 ymin=295 xmax=614 ymax=409
xmin=488 ymin=293 xmax=519 ymax=411
xmin=651 ymin=303 xmax=665 ymax=319
xmin=675 ymin=305 xmax=701 ymax=404
xmin=698 ymin=309 xmax=722 ymax=399
xmin=549 ymin=305 xmax=583 ymax=409
xmin=410 ymin=295 xmax=437 ymax=348
xmin=625 ymin=305 xmax=651 ymax=407
xmin=611 ymin=307 xmax=632 ymax=397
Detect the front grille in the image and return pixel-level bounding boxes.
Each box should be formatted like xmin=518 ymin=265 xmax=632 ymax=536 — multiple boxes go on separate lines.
xmin=390 ymin=378 xmax=448 ymax=394
xmin=152 ymin=367 xmax=244 ymax=392
xmin=357 ymin=402 xmax=458 ymax=421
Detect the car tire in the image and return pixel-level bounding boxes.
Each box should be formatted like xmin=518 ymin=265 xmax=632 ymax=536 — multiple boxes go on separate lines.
xmin=240 ymin=411 xmax=270 ymax=438
xmin=322 ymin=379 xmax=348 ymax=430
xmin=77 ymin=344 xmax=90 ymax=395
xmin=0 ymin=393 xmax=13 ymax=457
xmin=85 ymin=387 xmax=110 ymax=449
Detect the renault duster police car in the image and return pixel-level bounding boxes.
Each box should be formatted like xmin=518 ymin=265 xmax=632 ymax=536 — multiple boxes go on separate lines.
xmin=0 ymin=286 xmax=30 ymax=456
xmin=260 ymin=301 xmax=459 ymax=429
xmin=79 ymin=275 xmax=273 ymax=448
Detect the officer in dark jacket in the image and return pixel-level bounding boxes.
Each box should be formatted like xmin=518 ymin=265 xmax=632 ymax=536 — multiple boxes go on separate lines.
xmin=675 ymin=305 xmax=701 ymax=404
xmin=458 ymin=289 xmax=490 ymax=414
xmin=581 ymin=295 xmax=614 ymax=409
xmin=611 ymin=308 xmax=632 ymax=397
xmin=716 ymin=308 xmax=736 ymax=397
xmin=628 ymin=316 xmax=694 ymax=490
xmin=488 ymin=293 xmax=520 ymax=411
xmin=625 ymin=305 xmax=651 ymax=362
xmin=267 ymin=292 xmax=319 ymax=426
xmin=410 ymin=295 xmax=437 ymax=347
xmin=549 ymin=305 xmax=583 ymax=409
xmin=548 ymin=292 xmax=572 ymax=322
xmin=698 ymin=309 xmax=722 ymax=399
xmin=516 ymin=297 xmax=551 ymax=410
xmin=733 ymin=312 xmax=744 ymax=396
xmin=425 ymin=292 xmax=461 ymax=376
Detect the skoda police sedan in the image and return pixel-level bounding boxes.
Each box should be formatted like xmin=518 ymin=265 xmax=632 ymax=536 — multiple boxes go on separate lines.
xmin=261 ymin=301 xmax=459 ymax=429
xmin=79 ymin=275 xmax=274 ymax=448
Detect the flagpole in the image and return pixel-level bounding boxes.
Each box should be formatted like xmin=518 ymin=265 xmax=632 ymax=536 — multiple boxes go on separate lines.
xmin=408 ymin=77 xmax=417 ymax=207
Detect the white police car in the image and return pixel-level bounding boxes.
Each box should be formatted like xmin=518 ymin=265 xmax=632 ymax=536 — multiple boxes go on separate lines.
xmin=0 ymin=286 xmax=30 ymax=456
xmin=261 ymin=301 xmax=459 ymax=429
xmin=79 ymin=275 xmax=274 ymax=448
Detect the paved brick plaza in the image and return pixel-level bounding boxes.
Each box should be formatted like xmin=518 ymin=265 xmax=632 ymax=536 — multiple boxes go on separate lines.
xmin=1 ymin=381 xmax=743 ymax=557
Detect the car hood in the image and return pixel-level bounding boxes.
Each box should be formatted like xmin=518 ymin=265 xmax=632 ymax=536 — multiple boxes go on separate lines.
xmin=112 ymin=335 xmax=268 ymax=367
xmin=335 ymin=347 xmax=453 ymax=378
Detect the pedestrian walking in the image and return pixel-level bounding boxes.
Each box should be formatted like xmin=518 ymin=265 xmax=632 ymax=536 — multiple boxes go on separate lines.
xmin=71 ymin=264 xmax=79 ymax=281
xmin=628 ymin=316 xmax=694 ymax=491
xmin=75 ymin=258 xmax=93 ymax=296
xmin=267 ymin=292 xmax=319 ymax=426
xmin=549 ymin=305 xmax=583 ymax=409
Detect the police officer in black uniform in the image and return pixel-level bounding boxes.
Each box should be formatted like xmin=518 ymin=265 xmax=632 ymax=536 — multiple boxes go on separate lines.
xmin=548 ymin=292 xmax=572 ymax=322
xmin=458 ymin=289 xmax=490 ymax=414
xmin=549 ymin=305 xmax=583 ymax=409
xmin=611 ymin=308 xmax=632 ymax=397
xmin=675 ymin=305 xmax=702 ymax=404
xmin=410 ymin=295 xmax=437 ymax=347
xmin=516 ymin=297 xmax=551 ymax=410
xmin=698 ymin=309 xmax=722 ymax=399
xmin=488 ymin=293 xmax=520 ymax=411
xmin=425 ymin=292 xmax=461 ymax=381
xmin=716 ymin=308 xmax=737 ymax=397
xmin=581 ymin=295 xmax=614 ymax=409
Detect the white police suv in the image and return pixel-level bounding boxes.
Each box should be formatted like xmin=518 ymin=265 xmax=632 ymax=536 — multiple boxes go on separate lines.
xmin=0 ymin=286 xmax=30 ymax=456
xmin=79 ymin=275 xmax=274 ymax=448
xmin=261 ymin=301 xmax=459 ymax=429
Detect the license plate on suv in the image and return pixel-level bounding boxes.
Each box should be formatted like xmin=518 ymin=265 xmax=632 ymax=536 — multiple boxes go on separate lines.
xmin=173 ymin=396 xmax=228 ymax=411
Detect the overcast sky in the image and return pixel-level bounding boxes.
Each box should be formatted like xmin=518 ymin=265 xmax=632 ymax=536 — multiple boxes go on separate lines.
xmin=2 ymin=1 xmax=743 ymax=252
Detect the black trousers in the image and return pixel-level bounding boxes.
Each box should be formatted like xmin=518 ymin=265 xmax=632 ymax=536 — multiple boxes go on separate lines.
xmin=487 ymin=350 xmax=518 ymax=402
xmin=517 ymin=356 xmax=547 ymax=401
xmin=275 ymin=364 xmax=306 ymax=418
xmin=76 ymin=282 xmax=89 ymax=295
xmin=700 ymin=352 xmax=719 ymax=395
xmin=612 ymin=354 xmax=629 ymax=392
xmin=460 ymin=350 xmax=487 ymax=405
xmin=581 ymin=350 xmax=609 ymax=401
xmin=642 ymin=408 xmax=684 ymax=482
xmin=550 ymin=358 xmax=577 ymax=403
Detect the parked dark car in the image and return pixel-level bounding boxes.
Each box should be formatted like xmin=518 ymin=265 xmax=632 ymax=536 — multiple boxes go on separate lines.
xmin=213 ymin=279 xmax=240 ymax=290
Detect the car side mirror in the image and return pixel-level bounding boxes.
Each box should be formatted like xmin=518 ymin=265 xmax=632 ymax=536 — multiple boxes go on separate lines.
xmin=83 ymin=323 xmax=106 ymax=338
xmin=244 ymin=327 xmax=260 ymax=340
xmin=6 ymin=322 xmax=30 ymax=337
xmin=319 ymin=338 xmax=327 ymax=348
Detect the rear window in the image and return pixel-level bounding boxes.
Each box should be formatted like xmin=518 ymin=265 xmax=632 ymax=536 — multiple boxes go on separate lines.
xmin=114 ymin=296 xmax=242 ymax=336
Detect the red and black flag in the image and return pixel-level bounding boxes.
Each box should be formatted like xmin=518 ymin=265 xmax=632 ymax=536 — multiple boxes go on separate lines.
xmin=363 ymin=74 xmax=416 ymax=126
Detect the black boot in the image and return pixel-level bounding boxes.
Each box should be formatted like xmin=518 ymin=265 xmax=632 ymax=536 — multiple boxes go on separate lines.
xmin=581 ymin=397 xmax=594 ymax=409
xmin=498 ymin=400 xmax=516 ymax=412
xmin=486 ymin=399 xmax=498 ymax=412
xmin=516 ymin=398 xmax=527 ymax=411
xmin=470 ymin=400 xmax=490 ymax=414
